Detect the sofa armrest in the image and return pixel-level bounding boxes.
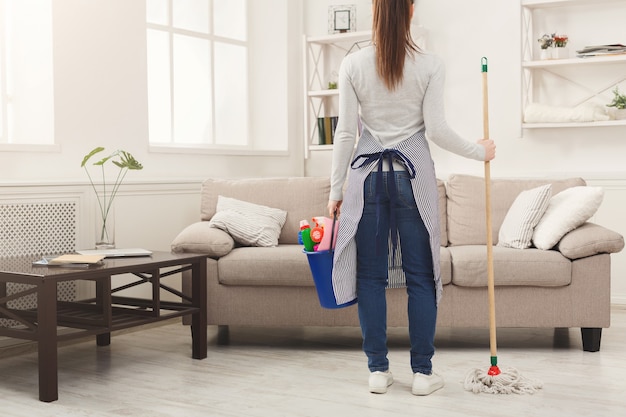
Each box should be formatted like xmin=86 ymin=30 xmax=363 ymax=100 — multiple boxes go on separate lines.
xmin=556 ymin=222 xmax=624 ymax=260
xmin=171 ymin=221 xmax=235 ymax=259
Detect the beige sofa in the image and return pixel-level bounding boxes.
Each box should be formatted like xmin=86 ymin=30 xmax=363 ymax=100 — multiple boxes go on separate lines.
xmin=172 ymin=175 xmax=624 ymax=351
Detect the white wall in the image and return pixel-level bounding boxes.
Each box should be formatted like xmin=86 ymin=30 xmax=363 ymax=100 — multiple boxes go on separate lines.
xmin=0 ymin=0 xmax=305 ymax=182
xmin=305 ymin=1 xmax=626 ymax=178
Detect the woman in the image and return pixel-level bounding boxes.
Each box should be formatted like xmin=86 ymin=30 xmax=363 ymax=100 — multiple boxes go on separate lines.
xmin=328 ymin=0 xmax=496 ymax=396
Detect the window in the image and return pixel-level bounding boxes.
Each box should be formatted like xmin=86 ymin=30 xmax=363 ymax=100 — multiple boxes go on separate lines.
xmin=0 ymin=0 xmax=54 ymax=145
xmin=146 ymin=0 xmax=289 ymax=153
xmin=146 ymin=0 xmax=249 ymax=148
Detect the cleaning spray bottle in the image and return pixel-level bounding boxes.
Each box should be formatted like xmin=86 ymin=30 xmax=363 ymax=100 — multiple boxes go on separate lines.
xmin=299 ymin=220 xmax=315 ymax=252
xmin=312 ymin=216 xmax=339 ymax=251
xmin=310 ymin=222 xmax=324 ymax=251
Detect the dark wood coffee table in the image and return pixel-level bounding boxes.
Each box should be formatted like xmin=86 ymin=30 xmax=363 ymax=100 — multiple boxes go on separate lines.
xmin=0 ymin=251 xmax=207 ymax=402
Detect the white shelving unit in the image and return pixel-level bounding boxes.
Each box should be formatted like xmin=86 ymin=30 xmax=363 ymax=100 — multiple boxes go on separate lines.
xmin=303 ymin=30 xmax=371 ymax=158
xmin=520 ymin=0 xmax=626 ymax=129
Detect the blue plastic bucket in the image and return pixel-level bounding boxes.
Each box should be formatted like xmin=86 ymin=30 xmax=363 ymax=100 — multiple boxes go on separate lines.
xmin=304 ymin=249 xmax=357 ymax=309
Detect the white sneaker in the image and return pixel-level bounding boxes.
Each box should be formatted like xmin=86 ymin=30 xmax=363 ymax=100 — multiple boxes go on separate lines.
xmin=369 ymin=371 xmax=393 ymax=394
xmin=412 ymin=372 xmax=444 ymax=396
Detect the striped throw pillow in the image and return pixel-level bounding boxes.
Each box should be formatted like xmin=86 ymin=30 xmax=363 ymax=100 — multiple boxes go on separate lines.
xmin=497 ymin=184 xmax=552 ymax=249
xmin=209 ymin=196 xmax=287 ymax=247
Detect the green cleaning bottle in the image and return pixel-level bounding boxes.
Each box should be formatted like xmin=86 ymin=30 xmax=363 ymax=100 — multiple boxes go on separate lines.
xmin=300 ymin=220 xmax=315 ymax=252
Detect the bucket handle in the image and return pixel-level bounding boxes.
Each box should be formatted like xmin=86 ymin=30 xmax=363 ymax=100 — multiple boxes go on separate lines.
xmin=330 ymin=210 xmax=337 ymax=250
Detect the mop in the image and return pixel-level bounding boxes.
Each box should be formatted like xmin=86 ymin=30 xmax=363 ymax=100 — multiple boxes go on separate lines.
xmin=463 ymin=58 xmax=543 ymax=395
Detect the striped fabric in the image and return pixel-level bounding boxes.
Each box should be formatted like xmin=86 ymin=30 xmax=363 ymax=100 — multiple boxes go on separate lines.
xmin=497 ymin=184 xmax=552 ymax=249
xmin=331 ymin=130 xmax=442 ymax=305
xmin=209 ymin=196 xmax=287 ymax=247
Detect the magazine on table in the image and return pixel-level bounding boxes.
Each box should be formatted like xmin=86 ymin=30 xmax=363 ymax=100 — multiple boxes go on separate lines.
xmin=33 ymin=254 xmax=105 ymax=268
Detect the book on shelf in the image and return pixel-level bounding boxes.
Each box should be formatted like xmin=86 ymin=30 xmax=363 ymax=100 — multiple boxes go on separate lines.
xmin=317 ymin=116 xmax=339 ymax=145
xmin=331 ymin=116 xmax=338 ymax=141
xmin=576 ymin=44 xmax=626 ymax=57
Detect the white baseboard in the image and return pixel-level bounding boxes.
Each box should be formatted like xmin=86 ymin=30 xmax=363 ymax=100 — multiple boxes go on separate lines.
xmin=612 ymin=295 xmax=626 ymax=307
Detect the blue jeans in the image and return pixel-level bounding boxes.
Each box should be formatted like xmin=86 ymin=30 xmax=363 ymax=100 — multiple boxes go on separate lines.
xmin=356 ymin=171 xmax=437 ymax=375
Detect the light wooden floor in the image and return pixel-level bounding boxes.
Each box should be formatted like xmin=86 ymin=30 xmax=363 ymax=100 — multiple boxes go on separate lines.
xmin=1 ymin=307 xmax=626 ymax=417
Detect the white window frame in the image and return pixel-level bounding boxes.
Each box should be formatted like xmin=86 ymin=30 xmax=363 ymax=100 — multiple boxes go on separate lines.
xmin=0 ymin=0 xmax=57 ymax=151
xmin=146 ymin=0 xmax=253 ymax=153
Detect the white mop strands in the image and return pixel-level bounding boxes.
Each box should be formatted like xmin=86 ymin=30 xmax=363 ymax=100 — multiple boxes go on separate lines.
xmin=463 ymin=359 xmax=543 ymax=394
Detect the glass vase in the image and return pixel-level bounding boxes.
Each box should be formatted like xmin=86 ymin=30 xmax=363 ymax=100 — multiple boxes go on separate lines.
xmin=95 ymin=202 xmax=115 ymax=249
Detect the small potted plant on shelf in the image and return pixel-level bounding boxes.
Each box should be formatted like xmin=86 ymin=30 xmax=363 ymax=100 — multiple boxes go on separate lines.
xmin=606 ymin=87 xmax=626 ymax=120
xmin=553 ymin=34 xmax=569 ymax=59
xmin=537 ymin=34 xmax=553 ymax=60
xmin=537 ymin=33 xmax=570 ymax=60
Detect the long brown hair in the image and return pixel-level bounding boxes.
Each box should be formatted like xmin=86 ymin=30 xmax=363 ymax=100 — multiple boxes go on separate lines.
xmin=372 ymin=0 xmax=419 ymax=91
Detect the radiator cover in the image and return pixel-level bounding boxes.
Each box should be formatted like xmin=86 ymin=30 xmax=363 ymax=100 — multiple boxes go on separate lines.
xmin=1 ymin=201 xmax=78 ymax=327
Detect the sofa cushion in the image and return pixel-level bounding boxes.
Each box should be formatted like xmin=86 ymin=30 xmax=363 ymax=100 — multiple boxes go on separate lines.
xmin=218 ymin=245 xmax=315 ymax=286
xmin=201 ymin=177 xmax=330 ymax=244
xmin=209 ymin=196 xmax=287 ymax=247
xmin=532 ymin=186 xmax=604 ymax=250
xmin=170 ymin=221 xmax=235 ymax=258
xmin=448 ymin=245 xmax=571 ymax=287
xmin=446 ymin=175 xmax=585 ymax=246
xmin=440 ymin=247 xmax=452 ymax=285
xmin=557 ymin=222 xmax=625 ymax=260
xmin=217 ymin=245 xmax=453 ymax=287
xmin=497 ymin=184 xmax=552 ymax=249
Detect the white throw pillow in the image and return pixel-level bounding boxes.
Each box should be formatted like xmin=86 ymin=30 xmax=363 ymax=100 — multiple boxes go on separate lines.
xmin=209 ymin=196 xmax=287 ymax=247
xmin=532 ymin=186 xmax=604 ymax=250
xmin=497 ymin=184 xmax=552 ymax=249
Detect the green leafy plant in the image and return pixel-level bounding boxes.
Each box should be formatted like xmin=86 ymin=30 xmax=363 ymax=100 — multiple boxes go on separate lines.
xmin=537 ymin=34 xmax=553 ymax=49
xmin=81 ymin=147 xmax=143 ymax=245
xmin=606 ymin=87 xmax=626 ymax=110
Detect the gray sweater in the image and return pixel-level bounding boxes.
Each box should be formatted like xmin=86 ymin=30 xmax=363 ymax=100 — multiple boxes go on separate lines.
xmin=330 ymin=46 xmax=485 ymax=201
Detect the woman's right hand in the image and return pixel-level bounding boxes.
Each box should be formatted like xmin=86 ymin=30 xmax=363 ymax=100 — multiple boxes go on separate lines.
xmin=478 ymin=139 xmax=496 ymax=161
xmin=328 ymin=200 xmax=342 ymax=218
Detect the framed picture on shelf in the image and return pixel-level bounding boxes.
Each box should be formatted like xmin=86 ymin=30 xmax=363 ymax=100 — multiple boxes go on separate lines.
xmin=328 ymin=5 xmax=356 ymax=34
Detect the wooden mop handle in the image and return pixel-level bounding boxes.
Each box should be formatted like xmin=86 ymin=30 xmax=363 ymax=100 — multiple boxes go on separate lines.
xmin=482 ymin=57 xmax=497 ymax=361
xmin=482 ymin=58 xmax=490 ymax=142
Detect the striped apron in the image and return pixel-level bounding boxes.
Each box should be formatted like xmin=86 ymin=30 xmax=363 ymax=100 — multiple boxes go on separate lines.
xmin=331 ymin=129 xmax=442 ymax=306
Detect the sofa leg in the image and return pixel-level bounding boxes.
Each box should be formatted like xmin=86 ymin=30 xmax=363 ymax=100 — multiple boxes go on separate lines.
xmin=581 ymin=328 xmax=602 ymax=352
xmin=217 ymin=325 xmax=230 ymax=345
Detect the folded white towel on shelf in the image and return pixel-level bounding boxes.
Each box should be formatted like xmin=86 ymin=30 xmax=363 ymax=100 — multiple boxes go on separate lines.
xmin=524 ymin=102 xmax=610 ymax=123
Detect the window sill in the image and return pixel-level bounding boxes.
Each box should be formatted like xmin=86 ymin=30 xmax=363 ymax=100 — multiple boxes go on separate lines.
xmin=148 ymin=144 xmax=289 ymax=157
xmin=0 ymin=143 xmax=60 ymax=153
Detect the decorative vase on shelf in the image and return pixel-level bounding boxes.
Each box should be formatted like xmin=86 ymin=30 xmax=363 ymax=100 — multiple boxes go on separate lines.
xmin=540 ymin=49 xmax=551 ymax=60
xmin=613 ymin=108 xmax=626 ymax=121
xmin=553 ymin=47 xmax=569 ymax=59
xmin=95 ymin=199 xmax=115 ymax=250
